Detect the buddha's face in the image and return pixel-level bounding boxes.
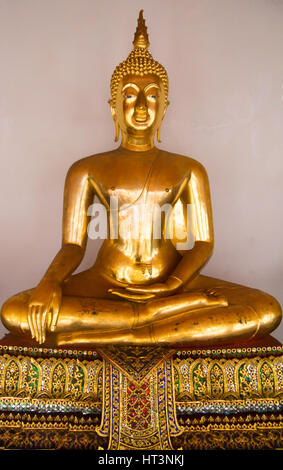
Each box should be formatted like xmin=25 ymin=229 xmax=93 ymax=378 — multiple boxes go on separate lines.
xmin=112 ymin=74 xmax=167 ymax=141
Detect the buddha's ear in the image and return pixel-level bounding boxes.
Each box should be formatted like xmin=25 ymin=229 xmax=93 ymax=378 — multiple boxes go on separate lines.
xmin=108 ymin=99 xmax=116 ymax=120
xmin=163 ymin=100 xmax=170 ymax=118
xmin=108 ymin=99 xmax=120 ymax=142
xmin=157 ymin=101 xmax=169 ymax=143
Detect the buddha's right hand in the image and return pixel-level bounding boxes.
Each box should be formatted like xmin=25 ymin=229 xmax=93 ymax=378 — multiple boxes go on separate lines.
xmin=28 ymin=280 xmax=62 ymax=344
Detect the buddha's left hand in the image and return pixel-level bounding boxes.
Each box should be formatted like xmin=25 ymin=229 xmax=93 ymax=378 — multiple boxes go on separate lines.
xmin=109 ymin=276 xmax=182 ymax=302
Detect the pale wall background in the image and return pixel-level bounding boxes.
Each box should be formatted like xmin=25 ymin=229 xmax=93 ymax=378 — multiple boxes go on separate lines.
xmin=0 ymin=0 xmax=282 ymax=340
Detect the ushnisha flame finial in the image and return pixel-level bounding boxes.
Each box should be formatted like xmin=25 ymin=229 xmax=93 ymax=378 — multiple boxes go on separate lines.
xmin=110 ymin=10 xmax=169 ymax=106
xmin=133 ymin=10 xmax=150 ymax=50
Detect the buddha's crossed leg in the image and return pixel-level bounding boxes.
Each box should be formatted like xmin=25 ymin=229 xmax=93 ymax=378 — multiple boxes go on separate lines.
xmin=1 ymin=275 xmax=281 ymax=346
xmin=54 ymin=274 xmax=281 ymax=345
xmin=0 ymin=286 xmax=225 ymax=341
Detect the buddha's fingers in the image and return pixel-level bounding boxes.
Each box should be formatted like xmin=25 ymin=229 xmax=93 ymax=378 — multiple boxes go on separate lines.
xmin=40 ymin=309 xmax=48 ymax=344
xmin=35 ymin=306 xmax=43 ymax=343
xmin=50 ymin=293 xmax=61 ymax=332
xmin=31 ymin=306 xmax=39 ymax=342
xmin=126 ymin=284 xmax=163 ymax=294
xmin=109 ymin=288 xmax=155 ymax=302
xmin=46 ymin=310 xmax=53 ymax=333
xmin=27 ymin=305 xmax=35 ymax=339
xmin=31 ymin=305 xmax=39 ymax=340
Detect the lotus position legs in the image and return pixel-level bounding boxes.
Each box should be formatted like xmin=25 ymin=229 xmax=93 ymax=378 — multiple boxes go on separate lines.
xmin=2 ymin=274 xmax=280 ymax=346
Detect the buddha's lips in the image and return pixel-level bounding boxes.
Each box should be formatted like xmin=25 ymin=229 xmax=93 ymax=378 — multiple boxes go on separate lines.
xmin=134 ymin=112 xmax=149 ymax=123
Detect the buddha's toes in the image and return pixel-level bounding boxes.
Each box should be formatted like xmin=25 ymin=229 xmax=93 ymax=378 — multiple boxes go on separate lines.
xmin=204 ymin=289 xmax=228 ymax=307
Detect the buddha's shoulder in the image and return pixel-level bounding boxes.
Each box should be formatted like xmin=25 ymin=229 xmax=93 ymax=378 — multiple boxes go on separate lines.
xmin=66 ymin=149 xmax=119 ymax=174
xmin=161 ymin=150 xmax=208 ymax=175
xmin=66 ymin=149 xmax=208 ymax=177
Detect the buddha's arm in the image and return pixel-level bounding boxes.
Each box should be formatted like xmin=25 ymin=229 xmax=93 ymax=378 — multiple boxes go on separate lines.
xmin=169 ymin=161 xmax=214 ymax=284
xmin=28 ymin=160 xmax=93 ymax=343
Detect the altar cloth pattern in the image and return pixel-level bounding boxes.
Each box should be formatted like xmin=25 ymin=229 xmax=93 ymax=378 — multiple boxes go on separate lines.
xmin=96 ymin=353 xmax=183 ymax=450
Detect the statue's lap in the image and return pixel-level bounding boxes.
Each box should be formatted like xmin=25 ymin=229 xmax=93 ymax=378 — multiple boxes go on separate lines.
xmin=1 ymin=273 xmax=281 ymax=345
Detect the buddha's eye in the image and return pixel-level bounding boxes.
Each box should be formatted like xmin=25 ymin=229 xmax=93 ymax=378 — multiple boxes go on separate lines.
xmin=124 ymin=94 xmax=136 ymax=99
xmin=148 ymin=94 xmax=159 ymax=99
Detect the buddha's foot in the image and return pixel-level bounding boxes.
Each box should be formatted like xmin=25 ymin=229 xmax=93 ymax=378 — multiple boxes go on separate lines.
xmin=203 ymin=288 xmax=228 ymax=307
xmin=139 ymin=289 xmax=229 ymax=327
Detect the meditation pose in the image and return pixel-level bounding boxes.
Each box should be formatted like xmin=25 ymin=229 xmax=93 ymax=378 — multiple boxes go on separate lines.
xmin=1 ymin=11 xmax=281 ymax=346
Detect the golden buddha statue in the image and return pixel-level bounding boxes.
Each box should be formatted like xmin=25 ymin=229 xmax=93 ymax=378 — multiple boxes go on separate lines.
xmin=1 ymin=11 xmax=281 ymax=347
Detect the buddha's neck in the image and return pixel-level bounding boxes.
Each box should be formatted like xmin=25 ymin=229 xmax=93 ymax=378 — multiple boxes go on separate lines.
xmin=121 ymin=132 xmax=155 ymax=152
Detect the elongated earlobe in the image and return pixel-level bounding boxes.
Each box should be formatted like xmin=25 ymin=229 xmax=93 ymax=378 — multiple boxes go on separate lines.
xmin=157 ymin=101 xmax=169 ymax=143
xmin=108 ymin=99 xmax=120 ymax=142
xmin=114 ymin=121 xmax=120 ymax=142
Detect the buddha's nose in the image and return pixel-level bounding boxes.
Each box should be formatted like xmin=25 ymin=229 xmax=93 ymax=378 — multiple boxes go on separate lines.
xmin=135 ymin=91 xmax=147 ymax=112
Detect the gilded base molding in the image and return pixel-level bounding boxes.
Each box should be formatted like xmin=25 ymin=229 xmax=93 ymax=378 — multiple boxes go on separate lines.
xmin=0 ymin=335 xmax=282 ymax=450
xmin=0 ymin=411 xmax=105 ymax=449
xmin=173 ymin=412 xmax=283 ymax=450
xmin=172 ymin=429 xmax=283 ymax=450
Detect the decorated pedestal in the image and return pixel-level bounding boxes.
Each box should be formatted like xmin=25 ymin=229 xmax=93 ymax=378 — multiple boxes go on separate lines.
xmin=0 ymin=335 xmax=282 ymax=450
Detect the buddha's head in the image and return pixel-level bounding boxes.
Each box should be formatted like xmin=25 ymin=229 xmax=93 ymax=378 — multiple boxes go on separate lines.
xmin=109 ymin=11 xmax=169 ymax=150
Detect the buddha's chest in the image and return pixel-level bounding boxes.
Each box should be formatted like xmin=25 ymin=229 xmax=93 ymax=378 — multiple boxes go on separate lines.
xmin=106 ymin=185 xmax=176 ymax=208
xmin=90 ymin=160 xmax=189 ymax=208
